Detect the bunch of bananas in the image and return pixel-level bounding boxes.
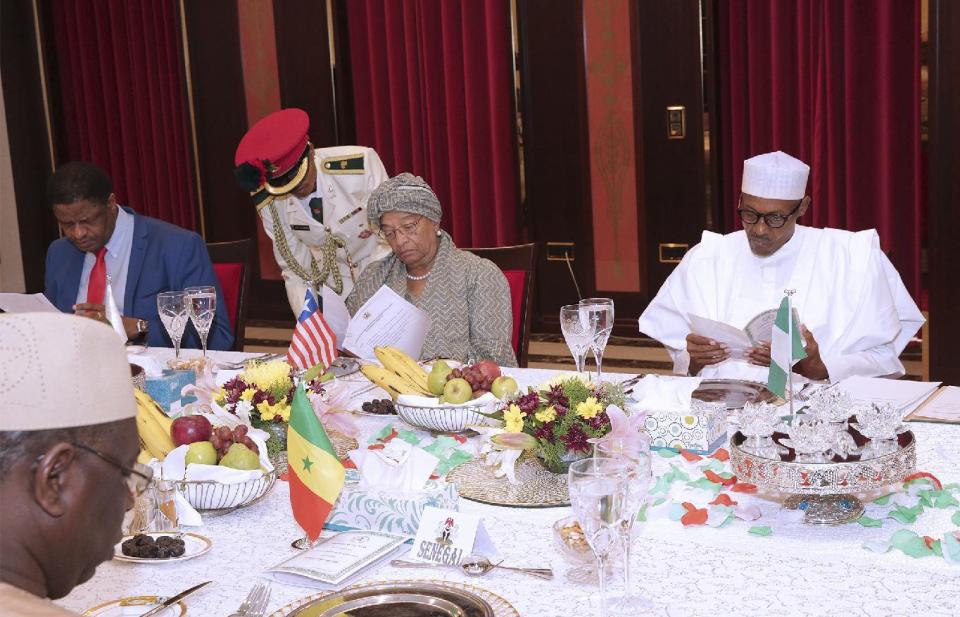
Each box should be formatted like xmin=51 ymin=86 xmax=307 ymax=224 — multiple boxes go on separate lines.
xmin=135 ymin=389 xmax=175 ymax=463
xmin=360 ymin=346 xmax=431 ymax=400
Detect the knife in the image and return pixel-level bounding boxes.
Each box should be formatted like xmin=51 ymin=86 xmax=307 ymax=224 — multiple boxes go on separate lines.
xmin=140 ymin=581 xmax=212 ymax=616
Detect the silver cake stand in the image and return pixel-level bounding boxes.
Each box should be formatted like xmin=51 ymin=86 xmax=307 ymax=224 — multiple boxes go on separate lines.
xmin=729 ymin=431 xmax=916 ymax=525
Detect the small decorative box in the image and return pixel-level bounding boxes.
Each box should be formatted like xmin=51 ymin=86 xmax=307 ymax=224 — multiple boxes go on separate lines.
xmin=327 ymin=475 xmax=459 ymax=536
xmin=642 ymin=400 xmax=727 ymax=454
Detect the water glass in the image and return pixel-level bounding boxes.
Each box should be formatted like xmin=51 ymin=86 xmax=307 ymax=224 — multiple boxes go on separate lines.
xmin=185 ymin=285 xmax=216 ymax=357
xmin=560 ymin=304 xmax=597 ymax=375
xmin=568 ymin=457 xmax=630 ymax=617
xmin=580 ymin=298 xmax=614 ymax=382
xmin=594 ymin=438 xmax=652 ymax=609
xmin=151 ymin=479 xmax=180 ymax=534
xmin=157 ymin=291 xmax=188 ymax=359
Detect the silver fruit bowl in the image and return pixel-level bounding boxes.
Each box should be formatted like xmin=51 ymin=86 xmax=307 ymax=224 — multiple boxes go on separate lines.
xmin=175 ymin=469 xmax=278 ymax=515
xmin=394 ymin=399 xmax=497 ymax=434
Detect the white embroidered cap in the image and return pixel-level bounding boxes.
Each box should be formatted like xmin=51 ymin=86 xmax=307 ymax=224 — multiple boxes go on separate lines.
xmin=741 ymin=151 xmax=810 ymax=200
xmin=0 ymin=313 xmax=136 ymax=431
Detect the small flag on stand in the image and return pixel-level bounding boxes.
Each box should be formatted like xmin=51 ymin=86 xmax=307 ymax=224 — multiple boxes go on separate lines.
xmin=287 ymin=289 xmax=338 ymax=371
xmin=767 ymin=294 xmax=807 ymax=399
xmin=287 ymin=383 xmax=345 ymax=542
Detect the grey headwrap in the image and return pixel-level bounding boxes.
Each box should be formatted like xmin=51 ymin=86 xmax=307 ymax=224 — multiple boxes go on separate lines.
xmin=366 ymin=172 xmax=442 ymax=227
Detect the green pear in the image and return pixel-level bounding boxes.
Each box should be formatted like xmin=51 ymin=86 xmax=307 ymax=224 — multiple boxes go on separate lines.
xmin=185 ymin=441 xmax=217 ymax=466
xmin=427 ymin=362 xmax=454 ymax=395
xmin=219 ymin=443 xmax=260 ymax=470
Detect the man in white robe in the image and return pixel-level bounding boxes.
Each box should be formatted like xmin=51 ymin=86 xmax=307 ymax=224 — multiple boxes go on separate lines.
xmin=638 ymin=151 xmax=924 ymax=384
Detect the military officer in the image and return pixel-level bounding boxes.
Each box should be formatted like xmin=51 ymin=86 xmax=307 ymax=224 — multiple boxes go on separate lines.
xmin=234 ymin=108 xmax=391 ymax=315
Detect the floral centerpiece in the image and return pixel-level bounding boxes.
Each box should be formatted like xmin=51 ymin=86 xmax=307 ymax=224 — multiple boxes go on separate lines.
xmin=489 ymin=374 xmax=627 ymax=473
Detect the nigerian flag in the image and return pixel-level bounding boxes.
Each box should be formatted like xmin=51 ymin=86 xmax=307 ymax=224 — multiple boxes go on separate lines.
xmin=767 ymin=295 xmax=807 ymax=398
xmin=287 ymin=383 xmax=345 ymax=542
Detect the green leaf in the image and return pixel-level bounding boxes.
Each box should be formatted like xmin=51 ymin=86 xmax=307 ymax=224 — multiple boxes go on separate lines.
xmin=932 ymin=491 xmax=959 ymax=509
xmin=748 ymin=526 xmax=773 ymax=536
xmin=888 ymin=503 xmax=924 ymax=525
xmin=687 ymin=478 xmax=723 ymax=493
xmin=650 ymin=475 xmax=673 ymax=495
xmin=952 ymin=511 xmax=960 ymax=527
xmin=873 ymin=494 xmax=892 ymax=506
xmin=856 ymin=515 xmax=883 ymax=528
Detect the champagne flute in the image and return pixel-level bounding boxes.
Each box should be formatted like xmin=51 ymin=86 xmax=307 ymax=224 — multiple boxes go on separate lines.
xmin=185 ymin=285 xmax=216 ymax=357
xmin=580 ymin=298 xmax=614 ymax=382
xmin=560 ymin=304 xmax=597 ymax=375
xmin=157 ymin=291 xmax=188 ymax=359
xmin=595 ymin=438 xmax=653 ymax=610
xmin=568 ymin=457 xmax=630 ymax=617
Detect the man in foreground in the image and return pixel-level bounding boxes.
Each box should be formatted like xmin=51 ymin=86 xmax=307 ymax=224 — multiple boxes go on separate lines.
xmin=638 ymin=150 xmax=924 ymax=384
xmin=43 ymin=161 xmax=233 ymax=349
xmin=0 ymin=313 xmax=150 ymax=615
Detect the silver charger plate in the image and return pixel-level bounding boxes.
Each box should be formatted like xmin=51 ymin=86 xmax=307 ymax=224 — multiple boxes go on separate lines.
xmin=446 ymin=452 xmax=570 ymax=508
xmin=269 ymin=580 xmax=519 ymax=617
xmin=693 ymin=379 xmax=777 ymax=409
xmin=330 ymin=356 xmax=361 ymax=378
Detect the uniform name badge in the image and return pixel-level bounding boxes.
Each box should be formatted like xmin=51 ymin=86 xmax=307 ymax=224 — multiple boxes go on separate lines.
xmin=411 ymin=506 xmax=498 ymax=566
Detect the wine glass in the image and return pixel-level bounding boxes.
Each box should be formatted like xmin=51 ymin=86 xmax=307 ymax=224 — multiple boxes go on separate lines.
xmin=595 ymin=438 xmax=653 ymax=610
xmin=185 ymin=286 xmax=216 ymax=357
xmin=580 ymin=298 xmax=614 ymax=382
xmin=560 ymin=304 xmax=597 ymax=375
xmin=568 ymin=457 xmax=630 ymax=617
xmin=157 ymin=291 xmax=188 ymax=359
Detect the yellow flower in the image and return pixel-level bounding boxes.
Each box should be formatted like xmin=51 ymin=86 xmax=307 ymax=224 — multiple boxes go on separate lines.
xmin=256 ymin=396 xmax=290 ymax=422
xmin=503 ymin=404 xmax=527 ymax=433
xmin=535 ymin=405 xmax=557 ymax=423
xmin=243 ymin=360 xmax=293 ymax=392
xmin=214 ymin=387 xmax=227 ymax=405
xmin=240 ymin=388 xmax=256 ymax=402
xmin=576 ymin=396 xmax=603 ymax=420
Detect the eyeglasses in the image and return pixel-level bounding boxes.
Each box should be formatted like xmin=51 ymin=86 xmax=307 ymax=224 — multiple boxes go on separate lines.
xmin=71 ymin=442 xmax=155 ymax=497
xmin=378 ymin=216 xmax=424 ymax=242
xmin=737 ymin=200 xmax=803 ymax=229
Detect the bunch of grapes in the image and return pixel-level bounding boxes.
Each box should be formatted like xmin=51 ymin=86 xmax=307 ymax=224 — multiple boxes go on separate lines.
xmin=450 ymin=365 xmax=494 ymax=395
xmin=210 ymin=424 xmax=259 ymax=460
xmin=361 ymin=399 xmax=396 ymax=415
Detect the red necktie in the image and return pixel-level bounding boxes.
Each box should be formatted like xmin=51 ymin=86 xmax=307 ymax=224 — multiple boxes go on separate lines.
xmin=86 ymin=247 xmax=108 ymax=305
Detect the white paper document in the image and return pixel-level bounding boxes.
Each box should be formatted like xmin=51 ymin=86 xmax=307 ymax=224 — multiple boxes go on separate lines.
xmin=836 ymin=375 xmax=942 ymax=417
xmin=343 ymin=286 xmax=430 ymax=360
xmin=0 ymin=293 xmax=61 ymax=314
xmin=264 ymin=530 xmax=408 ymax=590
xmin=907 ymin=385 xmax=960 ymax=424
xmin=688 ymin=313 xmax=753 ymax=352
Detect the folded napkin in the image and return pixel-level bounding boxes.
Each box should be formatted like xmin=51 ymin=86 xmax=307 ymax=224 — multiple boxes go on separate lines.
xmin=348 ymin=439 xmax=439 ymax=493
xmin=629 ymin=375 xmax=702 ymax=412
xmin=397 ymin=392 xmax=499 ymax=412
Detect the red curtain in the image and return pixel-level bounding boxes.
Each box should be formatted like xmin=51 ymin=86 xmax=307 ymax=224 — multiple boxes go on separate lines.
xmin=718 ymin=0 xmax=922 ymax=300
xmin=346 ymin=0 xmax=519 ymax=248
xmin=50 ymin=0 xmax=198 ymax=230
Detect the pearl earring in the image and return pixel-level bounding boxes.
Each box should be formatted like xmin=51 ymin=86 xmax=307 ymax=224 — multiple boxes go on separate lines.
xmin=436 ymin=230 xmax=442 ymax=237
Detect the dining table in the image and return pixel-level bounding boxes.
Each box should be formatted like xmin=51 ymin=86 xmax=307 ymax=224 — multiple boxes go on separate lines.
xmin=61 ymin=348 xmax=960 ymax=616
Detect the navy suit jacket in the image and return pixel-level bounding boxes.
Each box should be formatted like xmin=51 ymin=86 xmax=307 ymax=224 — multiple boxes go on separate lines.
xmin=44 ymin=208 xmax=234 ymax=350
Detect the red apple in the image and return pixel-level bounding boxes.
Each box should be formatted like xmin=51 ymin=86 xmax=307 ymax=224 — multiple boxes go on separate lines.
xmin=171 ymin=414 xmax=212 ymax=446
xmin=475 ymin=360 xmax=501 ymax=382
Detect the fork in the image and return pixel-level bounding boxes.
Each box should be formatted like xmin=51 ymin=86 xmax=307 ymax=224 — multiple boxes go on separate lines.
xmin=228 ymin=582 xmax=271 ymax=617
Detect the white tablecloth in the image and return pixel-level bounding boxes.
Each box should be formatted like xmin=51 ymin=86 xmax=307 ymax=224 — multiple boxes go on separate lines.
xmin=61 ymin=350 xmax=960 ymax=616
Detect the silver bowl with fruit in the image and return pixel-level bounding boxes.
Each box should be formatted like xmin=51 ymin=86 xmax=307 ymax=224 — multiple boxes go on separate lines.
xmin=394 ymin=398 xmax=497 ymax=434
xmin=176 ymin=470 xmax=277 ymax=515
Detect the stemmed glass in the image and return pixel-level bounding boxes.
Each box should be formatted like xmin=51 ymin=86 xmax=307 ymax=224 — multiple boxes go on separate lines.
xmin=157 ymin=291 xmax=188 ymax=359
xmin=560 ymin=304 xmax=597 ymax=375
xmin=185 ymin=286 xmax=216 ymax=357
xmin=568 ymin=457 xmax=630 ymax=617
xmin=580 ymin=298 xmax=614 ymax=382
xmin=595 ymin=438 xmax=653 ymax=611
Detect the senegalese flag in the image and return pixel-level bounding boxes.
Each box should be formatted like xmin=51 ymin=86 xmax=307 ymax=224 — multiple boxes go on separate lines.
xmin=287 ymin=383 xmax=345 ymax=542
xmin=767 ymin=295 xmax=807 ymax=398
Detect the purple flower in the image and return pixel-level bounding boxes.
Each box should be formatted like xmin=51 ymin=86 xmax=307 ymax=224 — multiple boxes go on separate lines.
xmin=535 ymin=424 xmax=554 ymax=442
xmin=561 ymin=424 xmax=591 ymax=453
xmin=517 ymin=392 xmax=541 ymax=413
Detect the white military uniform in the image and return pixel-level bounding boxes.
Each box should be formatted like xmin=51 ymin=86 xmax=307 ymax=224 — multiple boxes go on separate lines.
xmin=258 ymin=146 xmax=391 ymax=314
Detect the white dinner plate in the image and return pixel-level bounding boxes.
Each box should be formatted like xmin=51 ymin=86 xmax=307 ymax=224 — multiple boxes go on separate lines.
xmin=82 ymin=596 xmax=185 ymax=616
xmin=113 ymin=532 xmax=212 ymax=564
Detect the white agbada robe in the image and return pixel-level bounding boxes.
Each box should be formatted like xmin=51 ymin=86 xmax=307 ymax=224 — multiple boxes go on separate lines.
xmin=638 ymin=225 xmax=924 ymax=384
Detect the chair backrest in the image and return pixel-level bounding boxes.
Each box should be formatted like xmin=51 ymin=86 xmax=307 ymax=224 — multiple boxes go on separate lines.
xmin=206 ymin=238 xmax=254 ymax=352
xmin=463 ymin=243 xmax=538 ymax=367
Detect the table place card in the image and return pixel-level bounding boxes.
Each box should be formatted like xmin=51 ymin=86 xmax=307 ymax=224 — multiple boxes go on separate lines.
xmin=410 ymin=506 xmax=498 ymax=567
xmin=264 ymin=530 xmax=407 ymax=590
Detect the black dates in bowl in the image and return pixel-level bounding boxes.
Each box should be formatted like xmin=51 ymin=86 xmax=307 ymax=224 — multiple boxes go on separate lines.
xmin=121 ymin=533 xmax=186 ymax=559
xmin=361 ymin=399 xmax=396 ymax=415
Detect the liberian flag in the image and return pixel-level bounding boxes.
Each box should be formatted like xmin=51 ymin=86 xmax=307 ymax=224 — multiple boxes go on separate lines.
xmin=287 ymin=383 xmax=345 ymax=541
xmin=767 ymin=295 xmax=807 ymax=398
xmin=287 ymin=289 xmax=338 ymax=371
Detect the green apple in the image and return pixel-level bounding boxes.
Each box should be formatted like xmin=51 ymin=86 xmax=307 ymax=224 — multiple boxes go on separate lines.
xmin=184 ymin=440 xmax=217 ymax=465
xmin=442 ymin=377 xmax=472 ymax=404
xmin=490 ymin=376 xmax=519 ymax=400
xmin=219 ymin=443 xmax=260 ymax=470
xmin=428 ymin=361 xmax=454 ymax=395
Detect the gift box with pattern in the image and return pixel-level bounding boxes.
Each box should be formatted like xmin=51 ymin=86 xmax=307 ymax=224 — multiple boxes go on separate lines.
xmin=642 ymin=400 xmax=727 ymax=454
xmin=327 ymin=472 xmax=459 ymax=536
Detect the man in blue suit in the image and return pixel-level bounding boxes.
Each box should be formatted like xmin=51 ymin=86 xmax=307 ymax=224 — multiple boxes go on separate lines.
xmin=43 ymin=162 xmax=234 ymax=350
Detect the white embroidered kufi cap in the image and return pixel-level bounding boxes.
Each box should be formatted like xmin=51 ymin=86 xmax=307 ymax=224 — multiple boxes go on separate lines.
xmin=0 ymin=313 xmax=136 ymax=431
xmin=741 ymin=151 xmax=810 ymax=200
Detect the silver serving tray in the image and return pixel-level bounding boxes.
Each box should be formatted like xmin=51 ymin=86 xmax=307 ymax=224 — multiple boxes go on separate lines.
xmin=286 ymin=582 xmax=494 ymax=617
xmin=694 ymin=379 xmax=777 ymax=409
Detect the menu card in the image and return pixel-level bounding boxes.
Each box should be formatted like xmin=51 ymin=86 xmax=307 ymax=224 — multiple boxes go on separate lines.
xmin=264 ymin=530 xmax=408 ymax=590
xmin=342 ymin=286 xmax=430 ymax=360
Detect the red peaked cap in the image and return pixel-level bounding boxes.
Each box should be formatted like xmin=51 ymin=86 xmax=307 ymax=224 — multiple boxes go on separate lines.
xmin=233 ymin=108 xmax=310 ymax=191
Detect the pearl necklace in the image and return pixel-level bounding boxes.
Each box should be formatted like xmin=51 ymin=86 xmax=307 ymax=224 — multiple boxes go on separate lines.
xmin=406 ymin=270 xmax=431 ymax=281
